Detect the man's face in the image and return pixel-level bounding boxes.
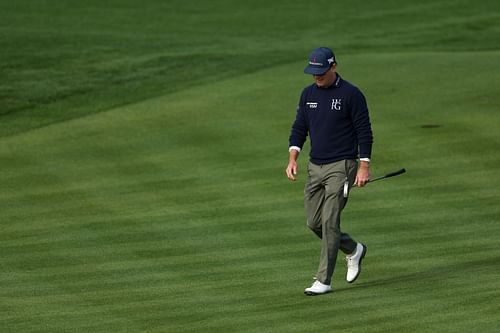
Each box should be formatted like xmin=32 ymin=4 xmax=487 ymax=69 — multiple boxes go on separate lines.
xmin=313 ymin=64 xmax=336 ymax=88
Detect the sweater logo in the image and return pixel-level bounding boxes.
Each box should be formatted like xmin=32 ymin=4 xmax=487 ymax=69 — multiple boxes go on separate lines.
xmin=306 ymin=102 xmax=318 ymax=109
xmin=331 ymin=99 xmax=342 ymax=111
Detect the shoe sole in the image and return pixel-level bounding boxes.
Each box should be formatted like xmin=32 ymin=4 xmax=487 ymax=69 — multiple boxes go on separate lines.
xmin=304 ymin=289 xmax=332 ymax=296
xmin=347 ymin=244 xmax=367 ymax=284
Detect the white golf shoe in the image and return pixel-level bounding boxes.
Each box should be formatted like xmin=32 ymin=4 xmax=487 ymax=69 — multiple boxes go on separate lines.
xmin=346 ymin=243 xmax=367 ymax=283
xmin=304 ymin=280 xmax=332 ymax=296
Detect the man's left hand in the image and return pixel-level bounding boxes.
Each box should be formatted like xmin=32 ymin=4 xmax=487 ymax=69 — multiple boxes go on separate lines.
xmin=354 ymin=161 xmax=370 ymax=187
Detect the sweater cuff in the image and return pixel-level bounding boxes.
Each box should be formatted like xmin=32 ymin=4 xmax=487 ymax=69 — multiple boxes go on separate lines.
xmin=289 ymin=146 xmax=301 ymax=152
xmin=359 ymin=143 xmax=372 ymax=160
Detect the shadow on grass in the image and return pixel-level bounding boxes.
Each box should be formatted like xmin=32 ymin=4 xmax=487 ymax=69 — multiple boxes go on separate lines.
xmin=335 ymin=256 xmax=500 ymax=293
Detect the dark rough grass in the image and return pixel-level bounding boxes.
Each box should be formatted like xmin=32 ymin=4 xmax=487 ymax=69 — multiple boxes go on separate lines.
xmin=1 ymin=0 xmax=500 ymax=135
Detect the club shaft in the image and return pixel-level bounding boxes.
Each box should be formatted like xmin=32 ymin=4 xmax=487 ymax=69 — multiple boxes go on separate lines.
xmin=367 ymin=168 xmax=406 ymax=184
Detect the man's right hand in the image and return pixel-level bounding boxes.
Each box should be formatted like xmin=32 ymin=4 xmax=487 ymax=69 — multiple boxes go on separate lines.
xmin=286 ymin=161 xmax=298 ymax=181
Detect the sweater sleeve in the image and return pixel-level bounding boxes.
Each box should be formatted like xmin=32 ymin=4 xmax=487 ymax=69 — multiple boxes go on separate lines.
xmin=288 ymin=91 xmax=308 ymax=149
xmin=350 ymin=88 xmax=373 ymax=159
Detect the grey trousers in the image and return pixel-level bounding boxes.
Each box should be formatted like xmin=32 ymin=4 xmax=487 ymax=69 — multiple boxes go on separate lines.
xmin=305 ymin=159 xmax=358 ymax=285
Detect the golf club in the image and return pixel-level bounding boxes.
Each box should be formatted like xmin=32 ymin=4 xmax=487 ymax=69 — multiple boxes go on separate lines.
xmin=368 ymin=168 xmax=406 ymax=184
xmin=347 ymin=168 xmax=406 ymax=195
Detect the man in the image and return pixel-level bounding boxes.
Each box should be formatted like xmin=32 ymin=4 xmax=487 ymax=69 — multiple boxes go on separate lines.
xmin=286 ymin=47 xmax=373 ymax=296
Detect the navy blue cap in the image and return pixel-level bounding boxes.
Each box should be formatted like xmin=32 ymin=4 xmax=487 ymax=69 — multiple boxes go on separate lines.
xmin=304 ymin=47 xmax=336 ymax=75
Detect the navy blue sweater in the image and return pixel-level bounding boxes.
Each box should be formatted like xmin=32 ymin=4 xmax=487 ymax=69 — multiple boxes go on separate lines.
xmin=289 ymin=75 xmax=373 ymax=164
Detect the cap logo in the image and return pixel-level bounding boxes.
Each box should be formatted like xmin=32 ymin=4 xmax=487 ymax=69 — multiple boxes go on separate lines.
xmin=327 ymin=57 xmax=334 ymax=64
xmin=309 ymin=61 xmax=323 ymax=66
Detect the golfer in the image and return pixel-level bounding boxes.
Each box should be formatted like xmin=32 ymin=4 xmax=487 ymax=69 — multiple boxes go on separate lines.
xmin=286 ymin=47 xmax=373 ymax=295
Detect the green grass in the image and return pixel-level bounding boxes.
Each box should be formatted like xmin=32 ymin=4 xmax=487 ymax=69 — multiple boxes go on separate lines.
xmin=1 ymin=0 xmax=500 ymax=332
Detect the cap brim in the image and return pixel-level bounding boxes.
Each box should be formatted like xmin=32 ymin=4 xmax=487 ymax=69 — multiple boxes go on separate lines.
xmin=304 ymin=65 xmax=330 ymax=75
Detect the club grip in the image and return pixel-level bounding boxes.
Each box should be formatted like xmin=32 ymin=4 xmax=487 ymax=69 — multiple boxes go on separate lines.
xmin=385 ymin=168 xmax=406 ymax=178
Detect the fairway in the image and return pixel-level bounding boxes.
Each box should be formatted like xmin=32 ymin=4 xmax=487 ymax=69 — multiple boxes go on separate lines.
xmin=1 ymin=1 xmax=500 ymax=332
